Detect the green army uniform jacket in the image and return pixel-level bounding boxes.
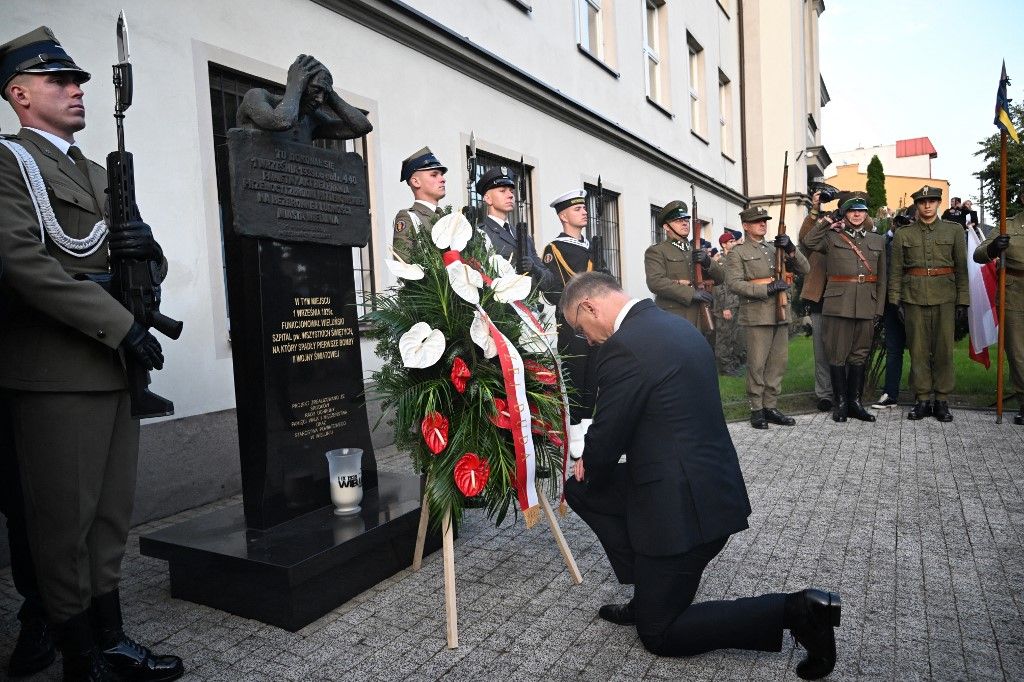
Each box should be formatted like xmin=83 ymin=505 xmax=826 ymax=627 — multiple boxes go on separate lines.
xmin=0 ymin=128 xmax=134 ymax=391
xmin=643 ymin=239 xmax=725 ymax=326
xmin=802 ymin=221 xmax=886 ymax=320
xmin=888 ymin=218 xmax=968 ymax=307
xmin=724 ymin=237 xmax=810 ymax=327
xmin=974 ymin=215 xmax=1024 ymax=312
xmin=392 ymin=201 xmax=439 ymax=259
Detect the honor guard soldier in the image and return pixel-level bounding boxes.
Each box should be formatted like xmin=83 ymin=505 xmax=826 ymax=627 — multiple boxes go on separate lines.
xmin=803 ymin=197 xmax=886 ymax=423
xmin=476 ymin=166 xmax=555 ymax=289
xmin=644 ymin=200 xmax=726 ymax=330
xmin=725 ymin=207 xmax=810 ymax=429
xmin=713 ymin=229 xmax=747 ymax=375
xmin=889 ymin=185 xmax=969 ymax=422
xmin=0 ymin=27 xmax=183 ymax=680
xmin=974 ymin=213 xmax=1024 ymax=425
xmin=392 ymin=146 xmax=447 ymax=259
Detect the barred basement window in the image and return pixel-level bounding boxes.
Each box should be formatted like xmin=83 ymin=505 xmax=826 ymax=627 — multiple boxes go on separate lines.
xmin=466 ymin=148 xmax=536 ymax=236
xmin=584 ymin=182 xmax=622 ymax=279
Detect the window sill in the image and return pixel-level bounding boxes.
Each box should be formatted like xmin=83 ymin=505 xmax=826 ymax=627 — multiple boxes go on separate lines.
xmin=646 ymin=96 xmax=673 ymax=119
xmin=506 ymin=0 xmax=532 ymax=13
xmin=577 ymin=44 xmax=620 ymax=79
xmin=717 ymin=0 xmax=731 ymax=18
xmin=721 ymin=152 xmax=735 ymax=164
xmin=691 ymin=129 xmax=709 ymax=145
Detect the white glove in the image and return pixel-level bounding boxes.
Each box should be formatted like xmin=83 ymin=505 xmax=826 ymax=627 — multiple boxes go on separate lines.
xmin=568 ymin=418 xmax=593 ymax=460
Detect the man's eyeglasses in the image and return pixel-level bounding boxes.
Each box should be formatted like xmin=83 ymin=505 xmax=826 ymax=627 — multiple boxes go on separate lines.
xmin=572 ymin=300 xmax=588 ymax=340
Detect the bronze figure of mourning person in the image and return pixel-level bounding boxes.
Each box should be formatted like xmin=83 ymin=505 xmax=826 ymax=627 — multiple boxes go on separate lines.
xmin=237 ymin=54 xmax=372 ymax=143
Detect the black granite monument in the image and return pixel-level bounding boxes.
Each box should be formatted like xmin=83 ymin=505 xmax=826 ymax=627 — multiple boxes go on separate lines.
xmin=140 ymin=56 xmax=437 ymax=630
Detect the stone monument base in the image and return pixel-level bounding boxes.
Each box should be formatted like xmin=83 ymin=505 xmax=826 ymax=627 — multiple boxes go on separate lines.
xmin=139 ymin=471 xmax=438 ymax=631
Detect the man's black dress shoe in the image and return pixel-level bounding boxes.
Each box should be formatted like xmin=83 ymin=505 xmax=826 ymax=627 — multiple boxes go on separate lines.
xmin=932 ymin=400 xmax=953 ymax=423
xmin=763 ymin=408 xmax=796 ymax=426
xmin=785 ymin=589 xmax=841 ymax=680
xmin=92 ymin=590 xmax=183 ymax=681
xmin=906 ymin=400 xmax=932 ymax=421
xmin=750 ymin=409 xmax=769 ymax=429
xmin=816 ymin=398 xmax=832 ymax=412
xmin=8 ymin=614 xmax=56 ymax=677
xmin=598 ymin=601 xmax=635 ymax=626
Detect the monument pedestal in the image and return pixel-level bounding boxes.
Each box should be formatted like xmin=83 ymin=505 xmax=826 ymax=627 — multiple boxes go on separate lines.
xmin=139 ymin=471 xmax=439 ymax=631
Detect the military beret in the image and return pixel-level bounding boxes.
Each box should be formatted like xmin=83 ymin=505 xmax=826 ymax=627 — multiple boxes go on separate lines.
xmin=550 ymin=189 xmax=586 ymax=213
xmin=739 ymin=206 xmax=772 ymax=223
xmin=911 ymin=185 xmax=942 ymax=202
xmin=400 ymin=146 xmax=447 ymax=183
xmin=475 ymin=166 xmax=516 ymax=195
xmin=658 ymin=200 xmax=690 ymax=225
xmin=718 ymin=229 xmax=741 ymax=245
xmin=841 ymin=197 xmax=869 ymax=213
xmin=0 ymin=26 xmax=90 ymax=100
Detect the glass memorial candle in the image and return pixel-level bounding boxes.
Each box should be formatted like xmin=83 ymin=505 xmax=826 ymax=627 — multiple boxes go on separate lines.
xmin=326 ymin=448 xmax=363 ymax=516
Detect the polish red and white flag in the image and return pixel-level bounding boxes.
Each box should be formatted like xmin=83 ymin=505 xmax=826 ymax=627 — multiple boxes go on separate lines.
xmin=966 ymin=225 xmax=999 ymax=368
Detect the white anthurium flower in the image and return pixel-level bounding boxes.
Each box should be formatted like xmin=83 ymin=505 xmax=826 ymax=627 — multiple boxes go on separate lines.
xmin=487 ymin=254 xmax=516 ymax=278
xmin=446 ymin=260 xmax=483 ymax=304
xmin=490 ymin=271 xmax=532 ymax=303
xmin=399 ymin=322 xmax=446 ymax=368
xmin=470 ymin=310 xmax=498 ymax=359
xmin=431 ymin=211 xmax=473 ymax=251
xmin=384 ymin=259 xmax=425 ymax=280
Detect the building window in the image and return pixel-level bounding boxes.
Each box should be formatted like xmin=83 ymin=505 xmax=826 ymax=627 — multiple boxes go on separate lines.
xmin=643 ymin=0 xmax=667 ymax=106
xmin=687 ymin=33 xmax=707 ymax=139
xmin=584 ymin=182 xmax=622 ymax=279
xmin=719 ymin=70 xmax=733 ymax=158
xmin=575 ymin=0 xmax=617 ymax=71
xmin=208 ymin=63 xmax=376 ymax=324
xmin=807 ymin=114 xmax=818 ymax=147
xmin=467 ymin=149 xmax=535 ymax=236
xmin=650 ymin=204 xmax=664 ymax=245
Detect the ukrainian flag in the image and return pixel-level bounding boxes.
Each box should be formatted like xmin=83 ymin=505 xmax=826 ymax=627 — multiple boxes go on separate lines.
xmin=995 ymin=60 xmax=1020 ymax=143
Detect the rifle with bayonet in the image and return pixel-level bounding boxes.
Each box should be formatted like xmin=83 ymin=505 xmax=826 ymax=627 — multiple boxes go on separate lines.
xmin=691 ymin=184 xmax=714 ymax=332
xmin=515 ymin=156 xmax=530 ymax=274
xmin=590 ymin=175 xmax=607 ymax=272
xmin=107 ymin=11 xmax=183 ymax=418
xmin=774 ymin=152 xmax=792 ymax=323
xmin=462 ymin=131 xmax=477 ymax=224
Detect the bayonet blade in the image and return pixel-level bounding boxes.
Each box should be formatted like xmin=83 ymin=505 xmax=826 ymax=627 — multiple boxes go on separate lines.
xmin=469 ymin=131 xmax=476 ymax=158
xmin=116 ymin=10 xmax=131 ymax=64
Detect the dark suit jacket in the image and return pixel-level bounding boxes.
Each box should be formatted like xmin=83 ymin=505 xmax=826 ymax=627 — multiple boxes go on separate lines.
xmin=0 ymin=128 xmax=134 ymax=391
xmin=582 ymin=299 xmax=751 ymax=556
xmin=478 ymin=216 xmax=556 ymax=290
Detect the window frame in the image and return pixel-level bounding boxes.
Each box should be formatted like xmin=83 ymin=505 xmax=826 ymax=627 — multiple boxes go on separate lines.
xmin=687 ymin=33 xmax=707 ymax=140
xmin=584 ymin=182 xmax=622 ymax=280
xmin=467 ymin=148 xmax=536 ymax=237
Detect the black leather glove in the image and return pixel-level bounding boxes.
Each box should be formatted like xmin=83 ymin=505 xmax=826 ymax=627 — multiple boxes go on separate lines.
xmin=955 ymin=304 xmax=968 ymax=328
xmin=692 ymin=289 xmax=714 ymax=306
xmin=518 ymin=254 xmax=534 ymax=276
xmin=691 ymin=249 xmax=711 ymax=268
xmin=108 ymin=221 xmax=162 ymax=261
xmin=987 ymin=234 xmax=1011 ymax=259
xmin=120 ymin=322 xmax=164 ymax=371
xmin=774 ymin=234 xmax=796 ymax=254
xmin=766 ymin=279 xmax=790 ymax=295
xmin=897 ymin=304 xmax=906 ymax=324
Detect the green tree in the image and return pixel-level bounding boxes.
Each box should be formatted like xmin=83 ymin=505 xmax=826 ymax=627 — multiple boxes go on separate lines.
xmin=974 ymin=102 xmax=1024 ymax=223
xmin=866 ymin=155 xmax=887 ymax=216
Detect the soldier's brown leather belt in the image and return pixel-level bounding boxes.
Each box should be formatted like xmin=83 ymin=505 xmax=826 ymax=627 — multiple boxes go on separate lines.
xmin=828 ymin=274 xmax=878 ymax=283
xmin=1007 ymin=266 xmax=1024 ymax=278
xmin=905 ymin=266 xmax=954 ymax=277
xmin=748 ymin=277 xmax=774 ymax=284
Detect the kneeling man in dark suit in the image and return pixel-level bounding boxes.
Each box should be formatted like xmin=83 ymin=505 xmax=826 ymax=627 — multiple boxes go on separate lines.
xmin=562 ymin=271 xmax=841 ymax=680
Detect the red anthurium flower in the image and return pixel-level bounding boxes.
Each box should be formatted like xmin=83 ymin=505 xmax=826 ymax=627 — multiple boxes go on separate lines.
xmin=490 ymin=398 xmax=513 ymax=430
xmin=547 ymin=430 xmax=564 ymax=449
xmin=421 ymin=411 xmax=449 ymax=455
xmin=523 ymin=359 xmax=557 ymax=385
xmin=450 ymin=357 xmax=471 ymax=393
xmin=454 ymin=453 xmax=490 ymax=497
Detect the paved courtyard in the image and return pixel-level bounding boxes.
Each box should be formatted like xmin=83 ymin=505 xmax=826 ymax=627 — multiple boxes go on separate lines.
xmin=2 ymin=408 xmax=1023 ymax=680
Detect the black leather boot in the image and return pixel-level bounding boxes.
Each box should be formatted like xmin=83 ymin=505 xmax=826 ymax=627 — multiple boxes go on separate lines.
xmin=750 ymin=409 xmax=768 ymax=429
xmin=7 ymin=607 xmax=56 ymax=678
xmin=933 ymin=400 xmax=953 ymax=422
xmin=1015 ymin=406 xmax=1023 ymax=426
xmin=764 ymin=407 xmax=796 ymax=426
xmin=785 ymin=589 xmax=842 ymax=680
xmin=55 ymin=610 xmax=114 ymax=681
xmin=907 ymin=400 xmax=932 ymax=420
xmin=829 ymin=365 xmax=847 ymax=422
xmin=846 ymin=364 xmax=875 ymax=422
xmin=92 ymin=590 xmax=184 ymax=681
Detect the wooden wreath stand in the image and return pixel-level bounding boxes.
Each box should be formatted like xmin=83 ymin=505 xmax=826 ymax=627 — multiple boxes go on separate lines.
xmin=410 ymin=480 xmax=582 ymax=648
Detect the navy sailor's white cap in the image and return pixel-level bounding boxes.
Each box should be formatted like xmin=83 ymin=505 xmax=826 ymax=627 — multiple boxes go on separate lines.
xmin=550 ymin=189 xmax=586 ymax=213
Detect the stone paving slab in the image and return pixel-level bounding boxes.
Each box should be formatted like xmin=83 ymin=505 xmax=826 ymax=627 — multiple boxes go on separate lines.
xmin=2 ymin=408 xmax=1022 ymax=680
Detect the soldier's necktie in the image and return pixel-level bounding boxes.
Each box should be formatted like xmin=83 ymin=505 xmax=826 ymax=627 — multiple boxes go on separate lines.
xmin=67 ymin=146 xmax=94 ymax=194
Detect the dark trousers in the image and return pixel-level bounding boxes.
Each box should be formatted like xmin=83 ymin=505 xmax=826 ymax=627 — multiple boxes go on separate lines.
xmin=882 ymin=302 xmax=906 ymax=397
xmin=0 ymin=395 xmax=45 ymax=624
xmin=566 ymin=471 xmax=786 ymax=657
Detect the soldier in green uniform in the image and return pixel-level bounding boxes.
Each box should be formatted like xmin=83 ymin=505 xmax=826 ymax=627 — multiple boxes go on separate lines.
xmin=888 ymin=185 xmax=969 ymax=422
xmin=644 ymin=200 xmax=726 ymax=334
xmin=713 ymin=229 xmax=746 ymax=375
xmin=803 ymin=197 xmax=886 ymax=423
xmin=974 ymin=215 xmax=1024 ymax=425
xmin=0 ymin=27 xmax=183 ymax=680
xmin=725 ymin=207 xmax=810 ymax=429
xmin=392 ymin=146 xmax=447 ymax=258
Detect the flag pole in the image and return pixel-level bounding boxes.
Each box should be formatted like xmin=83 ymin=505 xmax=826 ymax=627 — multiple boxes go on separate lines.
xmin=996 ymin=128 xmax=1008 ymax=423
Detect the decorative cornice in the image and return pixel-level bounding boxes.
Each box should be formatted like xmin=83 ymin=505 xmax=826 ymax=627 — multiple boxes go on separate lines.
xmin=310 ymin=0 xmax=748 ymax=205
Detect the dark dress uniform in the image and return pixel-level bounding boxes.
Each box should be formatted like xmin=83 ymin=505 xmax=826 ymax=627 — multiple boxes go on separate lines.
xmin=803 ymin=203 xmax=886 ymax=422
xmin=889 ymin=186 xmax=969 ymax=420
xmin=974 ymin=215 xmax=1024 ymax=424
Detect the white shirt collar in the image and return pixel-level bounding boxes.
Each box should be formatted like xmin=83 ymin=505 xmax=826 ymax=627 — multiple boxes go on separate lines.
xmin=487 ymin=214 xmax=511 ymax=230
xmin=414 ymin=199 xmax=437 ymax=212
xmin=613 ymin=298 xmax=641 ymax=333
xmin=25 ymin=127 xmax=73 ymax=155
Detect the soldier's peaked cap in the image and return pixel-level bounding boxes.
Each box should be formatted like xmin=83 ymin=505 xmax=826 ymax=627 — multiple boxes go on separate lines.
xmin=0 ymin=27 xmax=90 ymax=100
xmin=658 ymin=200 xmax=690 ymax=225
xmin=475 ymin=167 xmax=516 ymax=195
xmin=739 ymin=206 xmax=772 ymax=223
xmin=550 ymin=189 xmax=586 ymax=213
xmin=400 ymin=146 xmax=447 ymax=182
xmin=911 ymin=185 xmax=942 ymax=203
xmin=841 ymin=197 xmax=869 ymax=213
